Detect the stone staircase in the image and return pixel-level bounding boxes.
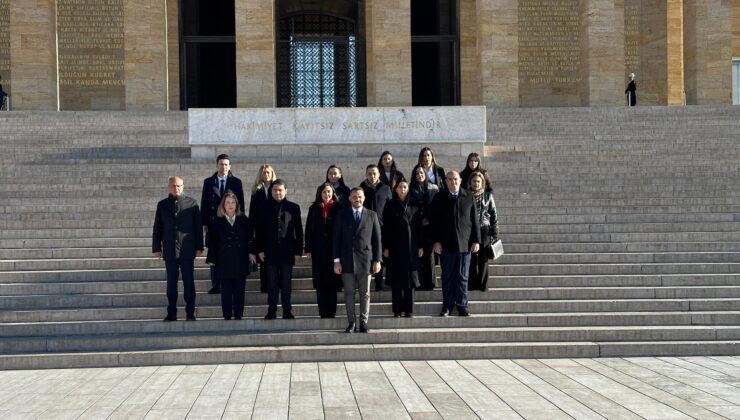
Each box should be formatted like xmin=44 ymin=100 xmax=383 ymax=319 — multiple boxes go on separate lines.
xmin=1 ymin=106 xmax=740 ymax=369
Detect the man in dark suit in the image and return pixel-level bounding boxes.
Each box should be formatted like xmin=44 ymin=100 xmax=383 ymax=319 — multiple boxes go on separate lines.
xmin=256 ymin=179 xmax=303 ymax=320
xmin=201 ymin=154 xmax=245 ymax=294
xmin=360 ymin=164 xmax=392 ymax=292
xmin=430 ymin=171 xmax=480 ymax=317
xmin=152 ymin=176 xmax=204 ymax=321
xmin=333 ymin=187 xmax=382 ymax=333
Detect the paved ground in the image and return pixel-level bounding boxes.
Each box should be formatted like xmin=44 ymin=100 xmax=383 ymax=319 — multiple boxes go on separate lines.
xmin=1 ymin=357 xmax=740 ymax=419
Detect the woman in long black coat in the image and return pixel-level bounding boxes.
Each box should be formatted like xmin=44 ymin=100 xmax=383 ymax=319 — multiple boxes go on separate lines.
xmin=305 ymin=183 xmax=342 ymax=318
xmin=249 ymin=164 xmax=276 ymax=293
xmin=467 ymin=171 xmax=499 ymax=292
xmin=206 ymin=192 xmax=255 ymax=320
xmin=382 ymin=180 xmax=424 ymax=317
xmin=409 ymin=165 xmax=439 ymax=290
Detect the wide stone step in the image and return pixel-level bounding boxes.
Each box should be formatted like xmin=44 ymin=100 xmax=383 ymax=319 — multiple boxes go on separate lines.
xmin=4 ymin=339 xmax=740 ymax=370
xmin=3 ymin=286 xmax=740 ymax=310
xmin=1 ymin=299 xmax=737 ymax=323
xmin=491 ymin=262 xmax=740 ymax=276
xmin=493 ymin=274 xmax=740 ymax=288
xmin=2 ymin=326 xmax=738 ymax=355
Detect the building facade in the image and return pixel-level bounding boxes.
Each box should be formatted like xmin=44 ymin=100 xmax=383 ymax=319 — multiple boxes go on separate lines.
xmin=1 ymin=0 xmax=739 ymax=111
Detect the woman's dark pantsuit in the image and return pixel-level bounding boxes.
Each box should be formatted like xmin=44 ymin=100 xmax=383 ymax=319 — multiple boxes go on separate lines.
xmin=221 ymin=277 xmax=246 ymax=319
xmin=313 ymin=260 xmax=338 ymax=318
xmin=392 ymin=282 xmax=415 ymax=315
xmin=468 ymin=225 xmax=491 ymax=291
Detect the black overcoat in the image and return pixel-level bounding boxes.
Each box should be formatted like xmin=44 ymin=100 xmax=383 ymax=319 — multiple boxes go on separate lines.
xmin=256 ymin=198 xmax=303 ymax=265
xmin=429 ymin=189 xmax=480 ymax=253
xmin=200 ymin=172 xmax=245 ymax=229
xmin=382 ymin=197 xmax=423 ymax=288
xmin=152 ymin=195 xmax=203 ymax=261
xmin=304 ymin=201 xmax=341 ymax=287
xmin=360 ymin=181 xmax=392 ymax=223
xmin=205 ymin=215 xmax=253 ymax=280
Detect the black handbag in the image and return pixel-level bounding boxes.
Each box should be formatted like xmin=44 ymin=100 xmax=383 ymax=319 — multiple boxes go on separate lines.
xmin=486 ymin=239 xmax=504 ymax=260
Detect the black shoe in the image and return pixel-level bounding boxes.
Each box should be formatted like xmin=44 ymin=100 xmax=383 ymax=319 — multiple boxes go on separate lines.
xmin=186 ymin=314 xmax=196 ymax=321
xmin=224 ymin=316 xmax=232 ymax=320
xmin=283 ymin=312 xmax=295 ymax=320
xmin=394 ymin=313 xmax=401 ymax=318
xmin=345 ymin=322 xmax=355 ymax=333
xmin=234 ymin=317 xmax=242 ymax=320
xmin=359 ymin=322 xmax=369 ymax=333
xmin=163 ymin=315 xmax=177 ymax=322
xmin=207 ymin=287 xmax=220 ymax=294
xmin=264 ymin=312 xmax=277 ymax=320
xmin=457 ymin=309 xmax=470 ymax=317
xmin=404 ymin=313 xmax=414 ymax=318
xmin=439 ymin=308 xmax=450 ymax=317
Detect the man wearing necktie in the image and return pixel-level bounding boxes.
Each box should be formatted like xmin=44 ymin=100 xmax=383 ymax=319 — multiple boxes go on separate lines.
xmin=430 ymin=171 xmax=480 ymax=317
xmin=200 ymin=154 xmax=245 ymax=294
xmin=333 ymin=187 xmax=382 ymax=333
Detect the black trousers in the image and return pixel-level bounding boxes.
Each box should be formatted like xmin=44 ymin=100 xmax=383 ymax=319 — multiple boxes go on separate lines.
xmin=313 ymin=260 xmax=337 ymax=318
xmin=468 ymin=252 xmax=490 ymax=291
xmin=392 ymin=283 xmax=415 ymax=315
xmin=266 ymin=263 xmax=293 ymax=313
xmin=165 ymin=258 xmax=195 ymax=318
xmin=220 ymin=276 xmax=246 ymax=319
xmin=418 ymin=242 xmax=436 ymax=290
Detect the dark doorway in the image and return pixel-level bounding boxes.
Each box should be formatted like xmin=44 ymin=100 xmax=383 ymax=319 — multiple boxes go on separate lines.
xmin=276 ymin=0 xmax=366 ymax=107
xmin=411 ymin=0 xmax=459 ymax=106
xmin=179 ymin=0 xmax=236 ymax=109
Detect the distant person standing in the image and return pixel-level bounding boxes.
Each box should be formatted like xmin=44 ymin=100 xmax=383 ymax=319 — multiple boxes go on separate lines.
xmin=305 ymin=183 xmax=341 ymax=318
xmin=152 ymin=176 xmax=204 ymax=321
xmin=200 ymin=154 xmax=245 ymax=295
xmin=626 ymin=73 xmax=637 ymax=107
xmin=360 ymin=164 xmax=392 ymax=291
xmin=249 ymin=164 xmax=277 ymax=293
xmin=430 ymin=171 xmax=480 ymax=317
xmin=333 ymin=188 xmax=382 ymax=333
xmin=256 ymin=179 xmax=303 ymax=320
xmin=0 ymin=75 xmax=7 ymax=111
xmin=206 ymin=192 xmax=255 ymax=320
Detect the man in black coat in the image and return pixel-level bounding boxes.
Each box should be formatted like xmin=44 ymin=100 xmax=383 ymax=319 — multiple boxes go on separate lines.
xmin=256 ymin=179 xmax=303 ymax=319
xmin=200 ymin=154 xmax=245 ymax=294
xmin=152 ymin=176 xmax=204 ymax=321
xmin=359 ymin=164 xmax=392 ymax=291
xmin=333 ymin=187 xmax=382 ymax=333
xmin=430 ymin=171 xmax=480 ymax=317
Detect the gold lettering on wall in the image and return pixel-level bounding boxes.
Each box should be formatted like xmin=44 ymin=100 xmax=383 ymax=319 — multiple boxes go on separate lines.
xmin=57 ymin=0 xmax=125 ymax=109
xmin=624 ymin=2 xmax=640 ymax=73
xmin=518 ymin=0 xmax=582 ymax=105
xmin=0 ymin=0 xmax=10 ymax=94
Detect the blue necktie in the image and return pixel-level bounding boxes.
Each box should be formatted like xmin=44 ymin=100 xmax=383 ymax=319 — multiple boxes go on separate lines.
xmin=354 ymin=210 xmax=361 ymax=224
xmin=219 ymin=179 xmax=225 ymax=195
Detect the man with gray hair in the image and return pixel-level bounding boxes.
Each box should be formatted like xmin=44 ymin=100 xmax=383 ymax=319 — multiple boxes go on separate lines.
xmin=153 ymin=176 xmax=204 ymax=321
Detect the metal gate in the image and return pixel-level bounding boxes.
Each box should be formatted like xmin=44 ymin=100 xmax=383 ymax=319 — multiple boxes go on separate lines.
xmin=277 ymin=14 xmax=365 ymax=107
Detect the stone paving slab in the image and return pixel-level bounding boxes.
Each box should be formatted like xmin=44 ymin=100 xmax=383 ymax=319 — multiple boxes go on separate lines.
xmin=1 ymin=357 xmax=740 ymax=419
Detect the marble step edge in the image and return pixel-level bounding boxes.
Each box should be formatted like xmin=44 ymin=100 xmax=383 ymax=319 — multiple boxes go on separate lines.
xmin=3 ymin=325 xmax=740 ymax=354
xmin=3 ymin=311 xmax=739 ymax=337
xmin=3 ymin=340 xmax=740 ymax=370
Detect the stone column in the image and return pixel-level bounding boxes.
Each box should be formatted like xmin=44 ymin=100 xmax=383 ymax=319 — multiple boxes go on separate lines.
xmin=9 ymin=0 xmax=57 ymax=110
xmin=124 ymin=0 xmax=168 ymax=110
xmin=459 ymin=0 xmax=481 ymax=105
xmin=235 ymin=0 xmax=275 ymax=108
xmin=166 ymin=0 xmax=180 ymax=110
xmin=734 ymin=0 xmax=740 ymax=58
xmin=666 ymin=0 xmax=684 ymax=105
xmin=580 ymin=0 xmax=625 ymax=106
xmin=477 ymin=0 xmax=518 ymax=107
xmin=683 ymin=0 xmax=732 ymax=105
xmin=365 ymin=0 xmax=411 ymax=106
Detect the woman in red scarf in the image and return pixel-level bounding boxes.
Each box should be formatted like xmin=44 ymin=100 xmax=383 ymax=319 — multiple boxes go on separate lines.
xmin=304 ymin=183 xmax=342 ymax=318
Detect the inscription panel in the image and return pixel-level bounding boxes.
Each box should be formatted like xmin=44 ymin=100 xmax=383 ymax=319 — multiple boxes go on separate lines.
xmin=518 ymin=0 xmax=582 ymax=106
xmin=0 ymin=0 xmax=9 ymax=96
xmin=624 ymin=2 xmax=640 ymax=73
xmin=57 ymin=0 xmax=125 ymax=109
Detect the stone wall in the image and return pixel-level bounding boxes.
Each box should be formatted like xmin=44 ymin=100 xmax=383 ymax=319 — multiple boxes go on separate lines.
xmin=365 ymin=0 xmax=412 ymax=106
xmin=235 ymin=0 xmax=275 ymax=108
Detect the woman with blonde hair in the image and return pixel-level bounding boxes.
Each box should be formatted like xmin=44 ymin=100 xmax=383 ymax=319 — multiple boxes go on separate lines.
xmin=206 ymin=192 xmax=256 ymax=320
xmin=248 ymin=164 xmax=277 ymax=293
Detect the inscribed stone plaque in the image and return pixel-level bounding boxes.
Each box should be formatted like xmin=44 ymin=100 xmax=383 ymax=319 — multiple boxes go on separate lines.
xmin=57 ymin=0 xmax=125 ymax=110
xmin=518 ymin=0 xmax=582 ymax=106
xmin=0 ymin=0 xmax=9 ymax=95
xmin=624 ymin=1 xmax=640 ymax=74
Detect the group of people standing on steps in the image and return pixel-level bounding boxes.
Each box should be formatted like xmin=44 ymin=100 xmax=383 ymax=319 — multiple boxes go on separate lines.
xmin=152 ymin=149 xmax=498 ymax=333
